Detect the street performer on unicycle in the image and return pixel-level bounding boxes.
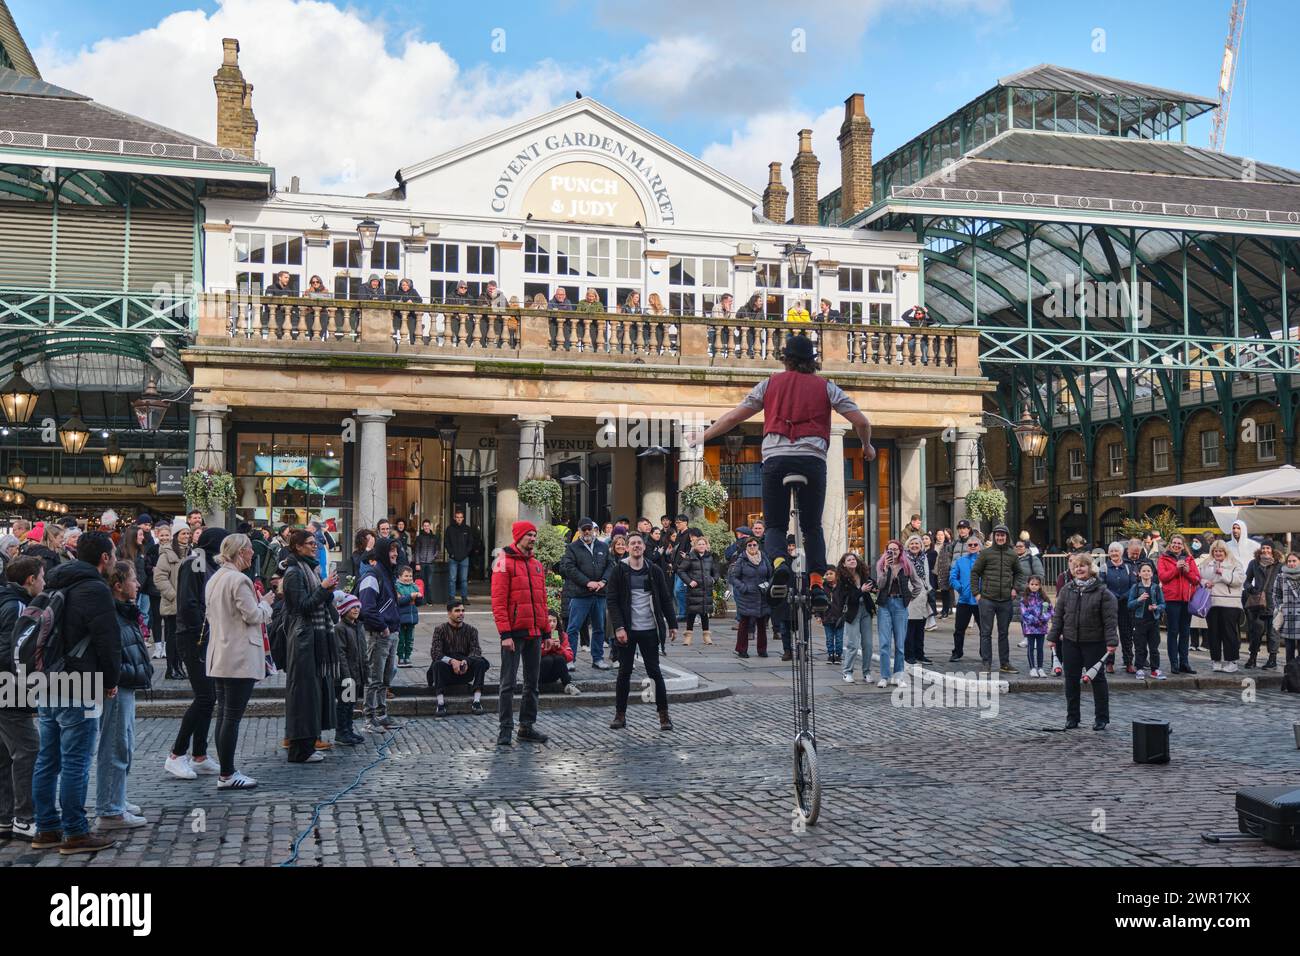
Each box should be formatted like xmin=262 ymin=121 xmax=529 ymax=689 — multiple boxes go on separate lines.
xmin=694 ymin=332 xmax=875 ymax=823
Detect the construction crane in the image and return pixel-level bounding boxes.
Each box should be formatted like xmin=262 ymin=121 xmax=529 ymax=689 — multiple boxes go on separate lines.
xmin=1209 ymin=0 xmax=1246 ymax=153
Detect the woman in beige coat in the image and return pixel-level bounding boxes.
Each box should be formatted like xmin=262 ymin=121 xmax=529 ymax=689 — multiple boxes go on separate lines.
xmin=154 ymin=525 xmax=191 ymax=680
xmin=1197 ymin=539 xmax=1245 ymax=673
xmin=204 ymin=533 xmax=274 ymax=790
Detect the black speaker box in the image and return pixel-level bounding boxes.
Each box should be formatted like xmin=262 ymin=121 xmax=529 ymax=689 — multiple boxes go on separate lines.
xmin=1132 ymin=719 xmax=1170 ymax=764
xmin=1236 ymin=786 xmax=1300 ymax=850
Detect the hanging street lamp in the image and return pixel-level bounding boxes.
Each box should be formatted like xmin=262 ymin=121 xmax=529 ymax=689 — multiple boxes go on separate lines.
xmin=356 ymin=218 xmax=380 ymax=253
xmin=58 ymin=408 xmax=91 ymax=455
xmin=0 ymin=362 xmax=39 ymax=424
xmin=101 ymin=434 xmax=127 ymax=476
xmin=131 ymin=380 xmax=169 ymax=432
xmin=6 ymin=464 xmax=25 ymax=490
xmin=1012 ymin=409 xmax=1049 ymax=458
xmin=782 ymin=240 xmax=812 ymax=278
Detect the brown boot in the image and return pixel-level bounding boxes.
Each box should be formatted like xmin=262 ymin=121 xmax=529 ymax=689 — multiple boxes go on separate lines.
xmin=31 ymin=830 xmax=63 ymax=850
xmin=682 ymin=631 xmax=693 ymax=646
xmin=59 ymin=832 xmax=118 ymax=855
xmin=314 ymin=739 xmax=333 ymax=751
xmin=658 ymin=711 xmax=674 ymax=731
xmin=702 ymin=630 xmax=713 ymax=646
xmin=609 ymin=712 xmax=626 ymax=730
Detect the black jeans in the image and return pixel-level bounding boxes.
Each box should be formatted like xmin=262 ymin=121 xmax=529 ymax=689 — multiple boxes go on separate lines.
xmin=1133 ymin=618 xmax=1161 ymax=671
xmin=952 ymin=603 xmax=976 ymax=656
xmin=1107 ymin=604 xmax=1134 ymax=667
xmin=1245 ymin=605 xmax=1279 ymax=655
xmin=498 ymin=636 xmax=541 ymax=731
xmin=212 ymin=677 xmax=256 ymax=777
xmin=162 ymin=614 xmax=180 ymax=675
xmin=761 ymin=455 xmax=827 ymax=577
xmin=978 ymin=598 xmax=1013 ymax=666
xmin=1062 ymin=640 xmax=1110 ymax=723
xmin=431 ymin=657 xmax=489 ymax=694
xmin=905 ymin=618 xmax=926 ymax=661
xmin=1207 ymin=606 xmax=1242 ymax=662
xmin=539 ymin=655 xmax=571 ymax=686
xmin=171 ymin=629 xmax=215 ymax=758
xmin=615 ymin=628 xmax=668 ymax=714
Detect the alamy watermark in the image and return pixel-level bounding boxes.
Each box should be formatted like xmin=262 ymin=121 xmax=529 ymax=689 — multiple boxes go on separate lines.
xmin=0 ymin=668 xmax=105 ymax=716
xmin=1042 ymin=274 xmax=1151 ymax=327
xmin=594 ymin=404 xmax=711 ymax=449
xmin=890 ymin=668 xmax=1004 ymax=718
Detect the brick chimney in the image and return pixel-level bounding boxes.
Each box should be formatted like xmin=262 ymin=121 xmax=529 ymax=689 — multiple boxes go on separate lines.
xmin=762 ymin=162 xmax=788 ymax=223
xmin=838 ymin=93 xmax=874 ymax=222
xmin=214 ymin=38 xmax=256 ymax=155
xmin=791 ymin=129 xmax=819 ymax=226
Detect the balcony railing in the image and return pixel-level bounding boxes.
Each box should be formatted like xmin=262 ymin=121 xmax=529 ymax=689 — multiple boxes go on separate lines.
xmin=194 ymin=294 xmax=981 ymax=376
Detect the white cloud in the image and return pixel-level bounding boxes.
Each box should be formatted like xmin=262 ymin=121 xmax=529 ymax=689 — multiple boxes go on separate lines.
xmin=701 ymin=105 xmax=845 ymax=201
xmin=35 ymin=0 xmax=587 ymax=192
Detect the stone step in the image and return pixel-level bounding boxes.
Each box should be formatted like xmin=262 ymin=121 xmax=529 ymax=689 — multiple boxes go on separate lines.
xmin=134 ymin=682 xmax=732 ymax=718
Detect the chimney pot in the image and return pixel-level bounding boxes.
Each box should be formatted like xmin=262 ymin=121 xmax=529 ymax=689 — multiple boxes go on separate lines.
xmin=762 ymin=162 xmax=789 ymax=223
xmin=221 ymin=38 xmax=240 ymax=65
xmin=791 ymin=130 xmax=820 ymax=226
xmin=838 ymin=93 xmax=875 ymax=223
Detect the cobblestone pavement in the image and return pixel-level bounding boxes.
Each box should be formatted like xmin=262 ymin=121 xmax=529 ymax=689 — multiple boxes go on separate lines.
xmin=4 ymin=683 xmax=1297 ymax=866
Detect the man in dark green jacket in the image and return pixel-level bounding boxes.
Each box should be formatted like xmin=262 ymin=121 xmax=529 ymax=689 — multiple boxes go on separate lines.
xmin=972 ymin=524 xmax=1025 ymax=673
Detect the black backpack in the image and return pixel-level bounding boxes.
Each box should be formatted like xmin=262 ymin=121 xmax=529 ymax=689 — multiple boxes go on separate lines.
xmin=11 ymin=589 xmax=85 ymax=674
xmin=1282 ymin=658 xmax=1300 ymax=694
xmin=268 ymin=574 xmax=291 ymax=671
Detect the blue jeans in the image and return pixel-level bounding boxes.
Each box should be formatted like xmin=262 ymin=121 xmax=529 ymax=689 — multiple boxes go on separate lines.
xmin=567 ymin=595 xmax=608 ymax=664
xmin=449 ymin=558 xmax=470 ymax=600
xmin=761 ymin=455 xmax=828 ymax=577
xmin=823 ymin=622 xmax=843 ymax=657
xmin=674 ymin=577 xmax=687 ymax=620
xmin=1026 ymin=634 xmax=1045 ymax=669
xmin=32 ymin=706 xmax=99 ymax=838
xmin=842 ymin=611 xmax=873 ymax=680
xmin=877 ymin=597 xmax=908 ymax=679
xmin=95 ymin=688 xmax=135 ymax=817
xmin=137 ymin=593 xmax=150 ymax=621
xmin=1166 ymin=600 xmax=1191 ymax=669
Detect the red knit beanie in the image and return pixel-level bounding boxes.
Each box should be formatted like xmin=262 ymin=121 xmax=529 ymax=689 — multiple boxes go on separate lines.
xmin=512 ymin=520 xmax=537 ymax=544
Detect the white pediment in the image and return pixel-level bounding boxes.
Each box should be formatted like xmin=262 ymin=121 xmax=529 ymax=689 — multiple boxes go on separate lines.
xmin=399 ymin=98 xmax=761 ymax=231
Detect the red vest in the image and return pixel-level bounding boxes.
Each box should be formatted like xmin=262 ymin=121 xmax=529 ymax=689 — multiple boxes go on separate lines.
xmin=763 ymin=371 xmax=831 ymax=442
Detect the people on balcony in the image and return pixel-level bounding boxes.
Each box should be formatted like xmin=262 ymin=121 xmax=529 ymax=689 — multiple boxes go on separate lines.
xmin=737 ymin=292 xmax=766 ymax=358
xmin=305 ymin=275 xmax=330 ymax=299
xmin=358 ymin=274 xmax=385 ymax=301
xmin=817 ymin=299 xmax=842 ymax=323
xmin=263 ymin=269 xmax=296 ymax=338
xmin=393 ymin=277 xmax=422 ymax=345
xmin=646 ymin=292 xmax=672 ymax=354
xmin=709 ymin=292 xmax=734 ymax=358
xmin=575 ymin=287 xmax=604 ymax=352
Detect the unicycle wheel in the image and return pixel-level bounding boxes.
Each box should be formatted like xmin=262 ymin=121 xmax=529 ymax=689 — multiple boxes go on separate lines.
xmin=792 ymin=734 xmax=820 ymax=825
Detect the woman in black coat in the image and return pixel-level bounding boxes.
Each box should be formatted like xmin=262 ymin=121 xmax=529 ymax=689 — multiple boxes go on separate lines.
xmin=727 ymin=536 xmax=771 ymax=658
xmin=675 ymin=535 xmax=717 ymax=646
xmin=281 ymin=529 xmax=341 ymax=763
xmin=1046 ymin=553 xmax=1119 ymax=731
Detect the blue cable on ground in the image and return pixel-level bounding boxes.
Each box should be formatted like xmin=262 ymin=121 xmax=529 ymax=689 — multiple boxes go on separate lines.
xmin=279 ymin=730 xmax=399 ymax=867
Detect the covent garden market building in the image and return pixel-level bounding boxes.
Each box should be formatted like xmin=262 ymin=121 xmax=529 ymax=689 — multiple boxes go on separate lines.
xmin=3 ymin=8 xmax=1298 ymax=579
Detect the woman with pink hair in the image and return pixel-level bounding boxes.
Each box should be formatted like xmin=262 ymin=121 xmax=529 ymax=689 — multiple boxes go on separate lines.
xmin=873 ymin=540 xmax=920 ymax=687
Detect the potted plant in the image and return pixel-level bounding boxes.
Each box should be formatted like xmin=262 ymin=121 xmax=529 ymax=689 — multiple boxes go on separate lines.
xmin=965 ymin=485 xmax=1007 ymax=528
xmin=518 ymin=477 xmax=563 ymax=520
xmin=680 ymin=479 xmax=728 ymax=516
xmin=181 ymin=468 xmax=237 ymax=516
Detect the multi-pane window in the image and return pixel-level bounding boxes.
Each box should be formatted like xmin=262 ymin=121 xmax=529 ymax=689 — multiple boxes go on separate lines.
xmin=669 ymin=256 xmax=730 ymax=315
xmin=370 ymin=240 xmax=401 ymax=274
xmin=235 ymin=231 xmax=304 ymax=294
xmin=429 ymin=242 xmax=495 ymax=302
xmin=1032 ymin=456 xmax=1046 ymax=484
xmin=1257 ymin=422 xmax=1277 ymax=461
xmin=1152 ymin=436 xmax=1170 ymax=472
xmin=786 ymin=264 xmax=813 ymax=290
xmin=1108 ymin=442 xmax=1124 ymax=477
xmin=1068 ymin=448 xmax=1084 ymax=481
xmin=331 ymin=238 xmax=362 ymax=297
xmin=524 ymin=235 xmax=550 ymax=274
xmin=585 ymin=238 xmax=610 ymax=278
xmin=1200 ymin=430 xmax=1220 ymax=467
xmin=838 ymin=266 xmax=895 ymax=323
xmin=554 ymin=235 xmax=581 ymax=276
xmin=615 ymin=239 xmax=642 ymax=280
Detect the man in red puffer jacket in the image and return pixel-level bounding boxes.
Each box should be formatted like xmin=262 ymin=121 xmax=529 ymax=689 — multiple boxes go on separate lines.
xmin=491 ymin=521 xmax=550 ymax=747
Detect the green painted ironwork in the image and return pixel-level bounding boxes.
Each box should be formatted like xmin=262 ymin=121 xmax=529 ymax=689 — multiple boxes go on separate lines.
xmin=0 ymin=287 xmax=193 ymax=333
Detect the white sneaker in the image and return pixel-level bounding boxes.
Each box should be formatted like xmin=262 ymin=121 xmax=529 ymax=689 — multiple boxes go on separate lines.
xmin=125 ymin=802 xmax=141 ymax=816
xmin=890 ymin=675 xmax=905 ymax=687
xmin=876 ymin=679 xmax=889 ymax=688
xmin=593 ymin=660 xmax=611 ymax=671
xmin=564 ymin=683 xmax=582 ymax=696
xmin=842 ymin=674 xmax=854 ymax=684
xmin=97 ymin=811 xmax=148 ymax=830
xmin=188 ymin=755 xmax=220 ymax=775
xmin=1134 ymin=669 xmax=1146 ymax=680
xmin=11 ymin=819 xmax=36 ymax=838
xmin=1211 ymin=661 xmax=1224 ymax=672
xmin=566 ymin=662 xmax=576 ymax=672
xmin=303 ymin=752 xmax=325 ymax=763
xmin=165 ymin=754 xmax=197 ymax=780
xmin=217 ymin=771 xmax=258 ymax=790
xmin=1224 ymin=661 xmax=1238 ymax=673
xmin=1018 ymin=639 xmax=1028 ymax=648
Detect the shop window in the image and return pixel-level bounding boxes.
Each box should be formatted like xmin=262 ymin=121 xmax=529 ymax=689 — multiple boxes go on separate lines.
xmin=1152 ymin=436 xmax=1170 ymax=472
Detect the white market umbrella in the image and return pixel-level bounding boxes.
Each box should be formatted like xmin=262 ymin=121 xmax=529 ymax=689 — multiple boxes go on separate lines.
xmin=1210 ymin=505 xmax=1300 ymax=535
xmin=1121 ymin=465 xmax=1300 ymax=501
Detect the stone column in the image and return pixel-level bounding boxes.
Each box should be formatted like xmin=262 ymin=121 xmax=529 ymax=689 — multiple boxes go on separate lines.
xmin=613 ymin=445 xmax=637 ymax=522
xmin=897 ymin=437 xmax=926 ymax=532
xmin=516 ymin=415 xmax=552 ymax=524
xmin=822 ymin=424 xmax=849 ymax=569
xmin=494 ymin=429 xmax=520 ymax=550
xmin=641 ymin=452 xmax=667 ymax=525
xmin=952 ymin=427 xmax=985 ymax=527
xmin=354 ymin=410 xmax=393 ymax=531
xmin=191 ymin=402 xmax=229 ymax=528
xmin=677 ymin=434 xmax=705 ymax=517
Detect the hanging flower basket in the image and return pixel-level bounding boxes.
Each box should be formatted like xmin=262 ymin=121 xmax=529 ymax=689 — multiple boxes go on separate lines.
xmin=518 ymin=477 xmax=563 ymax=517
xmin=182 ymin=468 xmax=237 ymax=514
xmin=680 ymin=479 xmax=728 ymax=514
xmin=965 ymin=486 xmax=1007 ymax=526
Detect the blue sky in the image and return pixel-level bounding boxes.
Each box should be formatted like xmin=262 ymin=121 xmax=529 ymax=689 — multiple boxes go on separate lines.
xmin=11 ymin=0 xmax=1296 ymax=192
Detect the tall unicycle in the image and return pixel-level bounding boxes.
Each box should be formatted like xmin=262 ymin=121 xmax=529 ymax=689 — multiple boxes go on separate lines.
xmin=770 ymin=473 xmax=820 ymax=825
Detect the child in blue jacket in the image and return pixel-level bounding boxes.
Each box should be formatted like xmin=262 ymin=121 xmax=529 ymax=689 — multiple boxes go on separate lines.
xmin=395 ymin=565 xmax=422 ymax=667
xmin=1018 ymin=575 xmax=1053 ymax=677
xmin=947 ymin=536 xmax=982 ymax=662
xmin=1127 ymin=563 xmax=1166 ymax=679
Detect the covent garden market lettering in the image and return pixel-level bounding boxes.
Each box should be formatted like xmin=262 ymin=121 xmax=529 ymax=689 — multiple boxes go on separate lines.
xmin=489 ymin=131 xmax=677 ymax=224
